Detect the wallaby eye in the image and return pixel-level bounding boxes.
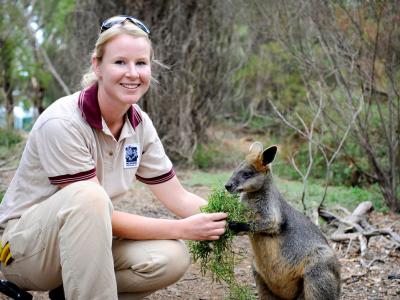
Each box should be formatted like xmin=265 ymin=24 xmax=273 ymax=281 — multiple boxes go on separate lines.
xmin=241 ymin=171 xmax=253 ymax=179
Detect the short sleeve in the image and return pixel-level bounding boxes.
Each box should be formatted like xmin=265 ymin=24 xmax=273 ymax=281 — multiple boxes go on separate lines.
xmin=135 ymin=112 xmax=175 ymax=184
xmin=34 ymin=118 xmax=96 ymax=185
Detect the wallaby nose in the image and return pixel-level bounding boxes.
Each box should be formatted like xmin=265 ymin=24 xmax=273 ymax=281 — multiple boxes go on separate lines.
xmin=225 ymin=183 xmax=233 ymax=192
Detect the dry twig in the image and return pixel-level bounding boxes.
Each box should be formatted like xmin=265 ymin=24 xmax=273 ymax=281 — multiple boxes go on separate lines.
xmin=320 ymin=201 xmax=400 ymax=257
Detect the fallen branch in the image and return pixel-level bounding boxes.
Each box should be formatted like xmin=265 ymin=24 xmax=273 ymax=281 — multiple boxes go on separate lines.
xmin=320 ymin=201 xmax=400 ymax=256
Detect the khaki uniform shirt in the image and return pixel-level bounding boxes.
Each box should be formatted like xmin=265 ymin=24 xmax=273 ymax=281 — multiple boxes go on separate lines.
xmin=0 ymin=84 xmax=174 ymax=227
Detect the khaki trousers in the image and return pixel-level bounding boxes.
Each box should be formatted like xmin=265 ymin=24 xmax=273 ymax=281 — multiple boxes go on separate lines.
xmin=1 ymin=181 xmax=190 ymax=300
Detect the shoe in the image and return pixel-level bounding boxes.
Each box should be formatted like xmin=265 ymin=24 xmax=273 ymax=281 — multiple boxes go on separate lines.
xmin=48 ymin=284 xmax=65 ymax=300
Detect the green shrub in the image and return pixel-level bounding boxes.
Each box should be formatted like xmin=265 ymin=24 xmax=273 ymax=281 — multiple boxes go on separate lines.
xmin=193 ymin=144 xmax=217 ymax=169
xmin=192 ymin=142 xmax=240 ymax=170
xmin=188 ymin=187 xmax=256 ymax=300
xmin=273 ymin=160 xmax=302 ymax=181
xmin=273 ymin=138 xmax=371 ymax=187
xmin=0 ymin=128 xmax=22 ymax=147
xmin=0 ymin=129 xmax=23 ymax=159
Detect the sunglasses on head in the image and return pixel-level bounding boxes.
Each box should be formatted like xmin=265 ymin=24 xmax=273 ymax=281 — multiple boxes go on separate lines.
xmin=100 ymin=15 xmax=150 ymax=34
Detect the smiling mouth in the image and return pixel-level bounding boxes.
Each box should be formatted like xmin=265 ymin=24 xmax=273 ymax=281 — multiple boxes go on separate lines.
xmin=121 ymin=83 xmax=140 ymax=89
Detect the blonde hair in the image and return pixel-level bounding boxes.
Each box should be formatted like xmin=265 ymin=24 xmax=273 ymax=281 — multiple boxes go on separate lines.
xmin=81 ymin=21 xmax=155 ymax=88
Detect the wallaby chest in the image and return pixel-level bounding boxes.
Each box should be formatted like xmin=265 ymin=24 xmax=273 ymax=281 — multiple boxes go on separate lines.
xmin=250 ymin=234 xmax=304 ymax=299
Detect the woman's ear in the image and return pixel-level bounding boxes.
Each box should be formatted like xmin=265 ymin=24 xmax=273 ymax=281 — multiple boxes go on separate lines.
xmin=92 ymin=56 xmax=101 ymax=79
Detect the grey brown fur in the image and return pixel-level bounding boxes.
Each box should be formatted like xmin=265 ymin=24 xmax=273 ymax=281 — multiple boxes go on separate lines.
xmin=225 ymin=144 xmax=341 ymax=300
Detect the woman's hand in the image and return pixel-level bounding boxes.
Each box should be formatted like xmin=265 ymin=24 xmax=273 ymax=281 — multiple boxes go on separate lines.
xmin=179 ymin=212 xmax=228 ymax=241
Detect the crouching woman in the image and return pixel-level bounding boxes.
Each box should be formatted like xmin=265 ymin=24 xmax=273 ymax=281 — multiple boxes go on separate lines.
xmin=0 ymin=15 xmax=227 ymax=300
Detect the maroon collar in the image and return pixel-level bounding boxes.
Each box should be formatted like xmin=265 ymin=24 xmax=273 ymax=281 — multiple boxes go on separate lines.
xmin=78 ymin=83 xmax=142 ymax=129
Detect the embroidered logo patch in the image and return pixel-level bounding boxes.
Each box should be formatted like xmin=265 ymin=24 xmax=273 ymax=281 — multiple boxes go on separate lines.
xmin=124 ymin=144 xmax=139 ymax=168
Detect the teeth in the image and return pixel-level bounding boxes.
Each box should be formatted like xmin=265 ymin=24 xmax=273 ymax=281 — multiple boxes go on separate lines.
xmin=121 ymin=83 xmax=139 ymax=89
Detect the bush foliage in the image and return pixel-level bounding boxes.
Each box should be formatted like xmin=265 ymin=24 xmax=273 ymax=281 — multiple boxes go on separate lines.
xmin=0 ymin=129 xmax=22 ymax=159
xmin=188 ymin=187 xmax=255 ymax=299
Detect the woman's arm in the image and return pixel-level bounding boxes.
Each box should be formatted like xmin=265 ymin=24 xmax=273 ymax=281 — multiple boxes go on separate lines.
xmin=112 ymin=175 xmax=228 ymax=240
xmin=111 ymin=175 xmax=228 ymax=241
xmin=111 ymin=210 xmax=226 ymax=240
xmin=60 ymin=176 xmax=227 ymax=241
xmin=147 ymin=175 xmax=207 ymax=217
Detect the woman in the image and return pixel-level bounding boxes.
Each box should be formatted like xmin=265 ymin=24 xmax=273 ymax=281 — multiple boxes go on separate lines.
xmin=0 ymin=16 xmax=227 ymax=299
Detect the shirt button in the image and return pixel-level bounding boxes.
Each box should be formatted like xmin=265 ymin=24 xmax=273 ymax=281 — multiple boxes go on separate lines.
xmin=109 ymin=152 xmax=113 ymax=156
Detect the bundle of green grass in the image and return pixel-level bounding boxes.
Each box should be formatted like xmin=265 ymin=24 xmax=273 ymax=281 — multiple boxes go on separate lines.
xmin=188 ymin=187 xmax=256 ymax=300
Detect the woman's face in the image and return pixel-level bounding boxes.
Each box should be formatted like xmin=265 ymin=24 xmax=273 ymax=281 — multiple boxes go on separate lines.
xmin=93 ymin=34 xmax=151 ymax=110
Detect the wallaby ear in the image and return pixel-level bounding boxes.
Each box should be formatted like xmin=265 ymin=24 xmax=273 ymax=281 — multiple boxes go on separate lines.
xmin=262 ymin=145 xmax=278 ymax=166
xmin=249 ymin=141 xmax=264 ymax=154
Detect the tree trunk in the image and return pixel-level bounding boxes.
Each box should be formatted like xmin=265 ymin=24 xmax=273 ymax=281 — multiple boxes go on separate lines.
xmin=0 ymin=38 xmax=14 ymax=129
xmin=4 ymin=80 xmax=14 ymax=129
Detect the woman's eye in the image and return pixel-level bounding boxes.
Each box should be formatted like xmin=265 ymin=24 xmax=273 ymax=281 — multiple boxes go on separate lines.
xmin=136 ymin=61 xmax=147 ymax=66
xmin=115 ymin=60 xmax=125 ymax=65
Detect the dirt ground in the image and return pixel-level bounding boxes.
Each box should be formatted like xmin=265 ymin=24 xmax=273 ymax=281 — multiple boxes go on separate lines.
xmin=1 ymin=169 xmax=399 ymax=299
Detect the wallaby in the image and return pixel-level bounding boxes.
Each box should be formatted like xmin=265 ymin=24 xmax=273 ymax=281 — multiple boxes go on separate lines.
xmin=225 ymin=143 xmax=341 ymax=300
